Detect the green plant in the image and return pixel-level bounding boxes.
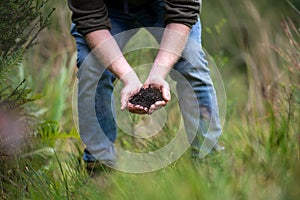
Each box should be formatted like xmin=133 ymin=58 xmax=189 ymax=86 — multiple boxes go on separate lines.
xmin=0 ymin=0 xmax=54 ymax=112
xmin=0 ymin=1 xmax=55 ymax=199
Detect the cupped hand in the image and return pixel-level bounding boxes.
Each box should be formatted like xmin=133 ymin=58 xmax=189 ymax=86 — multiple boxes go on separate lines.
xmin=144 ymin=75 xmax=171 ymax=114
xmin=120 ymin=72 xmax=148 ymax=114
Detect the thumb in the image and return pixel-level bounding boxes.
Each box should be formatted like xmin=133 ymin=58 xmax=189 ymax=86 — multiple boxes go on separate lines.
xmin=162 ymin=85 xmax=171 ymax=102
xmin=120 ymin=91 xmax=128 ymax=111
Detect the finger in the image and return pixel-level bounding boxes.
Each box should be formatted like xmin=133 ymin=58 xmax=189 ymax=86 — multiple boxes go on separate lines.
xmin=128 ymin=101 xmax=147 ymax=110
xmin=127 ymin=103 xmax=136 ymax=111
xmin=143 ymin=83 xmax=150 ymax=89
xmin=128 ymin=103 xmax=143 ymax=110
xmin=133 ymin=86 xmax=142 ymax=94
xmin=128 ymin=103 xmax=148 ymax=114
xmin=127 ymin=102 xmax=134 ymax=108
xmin=148 ymin=104 xmax=159 ymax=114
xmin=155 ymin=100 xmax=167 ymax=107
xmin=134 ymin=105 xmax=148 ymax=112
xmin=129 ymin=107 xmax=147 ymax=114
xmin=147 ymin=108 xmax=154 ymax=115
xmin=148 ymin=100 xmax=167 ymax=114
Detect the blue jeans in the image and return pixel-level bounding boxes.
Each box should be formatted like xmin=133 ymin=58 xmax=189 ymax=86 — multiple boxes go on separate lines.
xmin=71 ymin=0 xmax=222 ymax=162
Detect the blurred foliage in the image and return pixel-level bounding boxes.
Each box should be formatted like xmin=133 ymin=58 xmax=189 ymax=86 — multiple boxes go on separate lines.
xmin=0 ymin=1 xmax=56 ymax=198
xmin=0 ymin=0 xmax=53 ymax=112
xmin=202 ymin=0 xmax=300 ymax=118
xmin=21 ymin=0 xmax=76 ymax=130
xmin=0 ymin=0 xmax=54 ymax=57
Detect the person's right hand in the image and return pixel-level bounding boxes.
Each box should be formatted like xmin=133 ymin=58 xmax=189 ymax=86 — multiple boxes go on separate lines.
xmin=144 ymin=74 xmax=171 ymax=114
xmin=120 ymin=72 xmax=148 ymax=114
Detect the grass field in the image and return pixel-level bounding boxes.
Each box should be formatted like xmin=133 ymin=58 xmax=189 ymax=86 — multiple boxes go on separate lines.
xmin=1 ymin=0 xmax=299 ymax=199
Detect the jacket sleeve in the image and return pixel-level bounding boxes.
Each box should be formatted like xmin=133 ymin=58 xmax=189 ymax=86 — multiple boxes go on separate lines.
xmin=164 ymin=0 xmax=201 ymax=28
xmin=68 ymin=0 xmax=111 ymax=36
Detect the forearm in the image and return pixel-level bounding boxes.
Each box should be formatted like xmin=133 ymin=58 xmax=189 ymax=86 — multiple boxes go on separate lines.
xmin=150 ymin=23 xmax=191 ymax=78
xmin=85 ymin=30 xmax=134 ymax=83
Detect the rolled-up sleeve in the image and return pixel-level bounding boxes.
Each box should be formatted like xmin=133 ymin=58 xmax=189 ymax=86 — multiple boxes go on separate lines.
xmin=164 ymin=0 xmax=201 ymax=28
xmin=68 ymin=0 xmax=111 ymax=35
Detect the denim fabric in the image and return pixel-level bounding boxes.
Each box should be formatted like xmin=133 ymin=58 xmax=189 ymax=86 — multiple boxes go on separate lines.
xmin=71 ymin=0 xmax=222 ymax=162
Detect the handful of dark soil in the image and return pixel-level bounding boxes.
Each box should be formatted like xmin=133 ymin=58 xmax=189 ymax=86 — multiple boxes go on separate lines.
xmin=129 ymin=88 xmax=164 ymax=109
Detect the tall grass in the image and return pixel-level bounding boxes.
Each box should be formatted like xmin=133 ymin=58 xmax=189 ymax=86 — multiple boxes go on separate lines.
xmin=21 ymin=0 xmax=76 ymax=130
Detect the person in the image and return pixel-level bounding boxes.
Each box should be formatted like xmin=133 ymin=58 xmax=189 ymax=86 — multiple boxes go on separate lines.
xmin=68 ymin=0 xmax=223 ymax=170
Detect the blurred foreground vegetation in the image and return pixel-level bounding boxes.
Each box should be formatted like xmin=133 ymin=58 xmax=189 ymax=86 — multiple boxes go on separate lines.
xmin=0 ymin=0 xmax=299 ymax=199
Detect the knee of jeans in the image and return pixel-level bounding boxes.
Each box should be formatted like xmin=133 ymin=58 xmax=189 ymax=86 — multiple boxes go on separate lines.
xmin=200 ymin=106 xmax=211 ymax=120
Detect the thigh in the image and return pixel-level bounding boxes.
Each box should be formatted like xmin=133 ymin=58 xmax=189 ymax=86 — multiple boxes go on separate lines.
xmin=170 ymin=20 xmax=213 ymax=109
xmin=178 ymin=20 xmax=209 ymax=72
xmin=172 ymin=20 xmax=210 ymax=79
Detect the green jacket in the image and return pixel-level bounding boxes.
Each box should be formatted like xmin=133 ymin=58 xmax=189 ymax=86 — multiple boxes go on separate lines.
xmin=68 ymin=0 xmax=201 ymax=35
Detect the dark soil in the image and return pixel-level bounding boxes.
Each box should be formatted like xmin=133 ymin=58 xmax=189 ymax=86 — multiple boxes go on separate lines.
xmin=129 ymin=88 xmax=163 ymax=109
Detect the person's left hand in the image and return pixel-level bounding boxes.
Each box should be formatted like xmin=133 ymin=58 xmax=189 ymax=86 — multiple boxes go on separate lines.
xmin=144 ymin=74 xmax=171 ymax=114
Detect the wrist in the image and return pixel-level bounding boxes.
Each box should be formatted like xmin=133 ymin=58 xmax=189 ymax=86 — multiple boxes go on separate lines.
xmin=120 ymin=70 xmax=140 ymax=85
xmin=109 ymin=56 xmax=134 ymax=82
xmin=148 ymin=62 xmax=170 ymax=79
